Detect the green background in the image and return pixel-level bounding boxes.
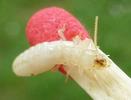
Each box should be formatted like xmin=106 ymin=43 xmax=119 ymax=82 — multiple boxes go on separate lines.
xmin=0 ymin=0 xmax=131 ymax=100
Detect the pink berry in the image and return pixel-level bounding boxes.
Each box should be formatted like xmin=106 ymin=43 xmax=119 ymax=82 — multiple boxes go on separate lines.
xmin=26 ymin=7 xmax=89 ymax=74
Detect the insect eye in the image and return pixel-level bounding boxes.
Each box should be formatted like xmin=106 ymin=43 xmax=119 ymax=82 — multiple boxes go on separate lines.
xmin=94 ymin=57 xmax=107 ymax=68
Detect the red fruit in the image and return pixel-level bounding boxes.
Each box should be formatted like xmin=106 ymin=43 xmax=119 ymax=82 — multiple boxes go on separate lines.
xmin=26 ymin=7 xmax=89 ymax=74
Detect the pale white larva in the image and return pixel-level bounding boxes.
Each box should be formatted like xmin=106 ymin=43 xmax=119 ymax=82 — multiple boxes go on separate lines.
xmin=12 ymin=38 xmax=131 ymax=100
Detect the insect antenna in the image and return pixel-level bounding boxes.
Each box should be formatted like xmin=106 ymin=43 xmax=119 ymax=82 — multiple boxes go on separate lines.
xmin=94 ymin=16 xmax=99 ymax=47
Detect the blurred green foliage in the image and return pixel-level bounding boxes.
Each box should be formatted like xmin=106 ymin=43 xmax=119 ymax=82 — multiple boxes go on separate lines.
xmin=0 ymin=0 xmax=131 ymax=100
